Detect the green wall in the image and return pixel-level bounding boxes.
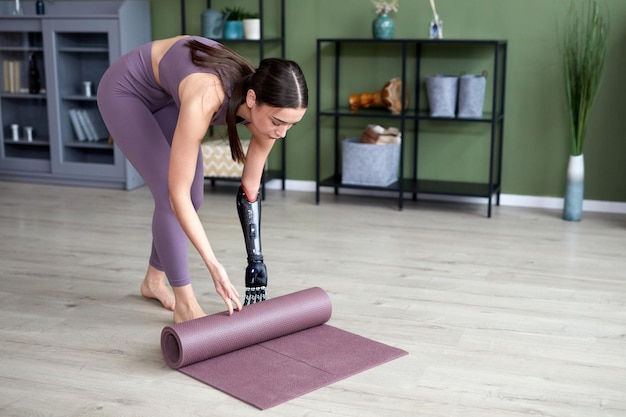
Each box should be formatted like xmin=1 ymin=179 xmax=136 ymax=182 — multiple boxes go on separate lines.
xmin=149 ymin=0 xmax=626 ymax=203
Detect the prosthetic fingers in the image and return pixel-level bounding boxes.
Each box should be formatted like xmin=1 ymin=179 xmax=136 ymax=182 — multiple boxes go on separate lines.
xmin=236 ymin=185 xmax=268 ymax=305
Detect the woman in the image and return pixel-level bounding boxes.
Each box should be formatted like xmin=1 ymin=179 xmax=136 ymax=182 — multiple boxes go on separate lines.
xmin=97 ymin=35 xmax=308 ymax=323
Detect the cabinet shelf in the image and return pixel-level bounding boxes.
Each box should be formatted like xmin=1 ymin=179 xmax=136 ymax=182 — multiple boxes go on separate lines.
xmin=320 ymin=107 xmax=504 ymax=124
xmin=65 ymin=139 xmax=112 ymax=150
xmin=216 ymin=37 xmax=284 ymax=44
xmin=63 ymin=95 xmax=98 ymax=101
xmin=1 ymin=92 xmax=46 ymax=99
xmin=58 ymin=47 xmax=109 ymax=53
xmin=319 ymin=174 xmax=500 ymax=198
xmin=416 ymin=111 xmax=504 ymax=123
xmin=0 ymin=46 xmax=44 ymax=52
xmin=315 ymin=38 xmax=507 ymax=217
xmin=3 ymin=140 xmax=51 ymax=161
xmin=4 ymin=139 xmax=49 ymax=146
xmin=320 ymin=107 xmax=418 ymax=120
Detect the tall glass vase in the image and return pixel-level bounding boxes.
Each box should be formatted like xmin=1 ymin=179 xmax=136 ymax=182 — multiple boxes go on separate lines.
xmin=372 ymin=13 xmax=394 ymax=39
xmin=563 ymin=154 xmax=584 ymax=221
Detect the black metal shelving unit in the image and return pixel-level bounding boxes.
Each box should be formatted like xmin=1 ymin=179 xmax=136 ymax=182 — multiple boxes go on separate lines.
xmin=315 ymin=38 xmax=507 ymax=217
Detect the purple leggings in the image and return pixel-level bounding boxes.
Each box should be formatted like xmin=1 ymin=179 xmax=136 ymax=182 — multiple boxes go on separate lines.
xmin=97 ymin=43 xmax=204 ymax=287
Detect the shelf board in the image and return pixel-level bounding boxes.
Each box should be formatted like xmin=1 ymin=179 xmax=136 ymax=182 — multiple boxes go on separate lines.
xmin=319 ymin=107 xmax=416 ymax=119
xmin=319 ymin=174 xmax=401 ymax=191
xmin=0 ymin=46 xmax=44 ymax=52
xmin=4 ymin=139 xmax=49 ymax=146
xmin=63 ymin=95 xmax=98 ymax=101
xmin=318 ymin=38 xmax=507 ymax=46
xmin=220 ymin=37 xmax=284 ymax=44
xmin=65 ymin=139 xmax=112 ymax=150
xmin=417 ymin=111 xmax=504 ymax=123
xmin=0 ymin=92 xmax=46 ymax=99
xmin=318 ymin=174 xmax=500 ymax=198
xmin=58 ymin=47 xmax=108 ymax=53
xmin=411 ymin=179 xmax=500 ymax=197
xmin=319 ymin=107 xmax=503 ymax=122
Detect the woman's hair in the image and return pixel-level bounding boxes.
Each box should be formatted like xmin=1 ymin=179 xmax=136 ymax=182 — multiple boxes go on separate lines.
xmin=186 ymin=39 xmax=308 ymax=163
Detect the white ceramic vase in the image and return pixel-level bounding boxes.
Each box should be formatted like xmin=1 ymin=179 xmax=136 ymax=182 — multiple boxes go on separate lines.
xmin=563 ymin=154 xmax=584 ymax=221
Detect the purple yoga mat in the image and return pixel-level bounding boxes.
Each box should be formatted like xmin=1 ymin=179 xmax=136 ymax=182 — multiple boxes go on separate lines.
xmin=161 ymin=287 xmax=407 ymax=410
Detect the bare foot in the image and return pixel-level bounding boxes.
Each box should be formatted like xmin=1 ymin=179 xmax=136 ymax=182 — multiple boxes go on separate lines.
xmin=172 ymin=284 xmax=207 ymax=324
xmin=140 ymin=264 xmax=176 ymax=311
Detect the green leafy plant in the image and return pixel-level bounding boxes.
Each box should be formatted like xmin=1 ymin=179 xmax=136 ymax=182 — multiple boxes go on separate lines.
xmin=223 ymin=6 xmax=257 ymax=21
xmin=562 ymin=0 xmax=609 ymax=156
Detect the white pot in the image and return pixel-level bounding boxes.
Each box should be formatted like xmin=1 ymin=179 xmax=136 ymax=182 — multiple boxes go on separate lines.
xmin=243 ymin=18 xmax=261 ymax=40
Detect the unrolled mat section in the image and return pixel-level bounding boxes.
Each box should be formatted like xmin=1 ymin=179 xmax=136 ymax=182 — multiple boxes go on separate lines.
xmin=161 ymin=287 xmax=408 ymax=410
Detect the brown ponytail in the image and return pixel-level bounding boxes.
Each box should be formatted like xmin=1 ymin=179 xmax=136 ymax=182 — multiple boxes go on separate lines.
xmin=186 ymin=39 xmax=308 ymax=164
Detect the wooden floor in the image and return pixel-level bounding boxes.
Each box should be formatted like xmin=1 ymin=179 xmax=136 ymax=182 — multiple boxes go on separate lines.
xmin=1 ymin=180 xmax=625 ymax=417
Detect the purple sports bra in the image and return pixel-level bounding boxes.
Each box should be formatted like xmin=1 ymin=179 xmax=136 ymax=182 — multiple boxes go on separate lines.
xmin=158 ymin=36 xmax=234 ymax=126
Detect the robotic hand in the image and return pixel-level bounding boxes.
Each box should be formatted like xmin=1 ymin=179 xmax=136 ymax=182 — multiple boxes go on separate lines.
xmin=236 ymin=185 xmax=268 ymax=305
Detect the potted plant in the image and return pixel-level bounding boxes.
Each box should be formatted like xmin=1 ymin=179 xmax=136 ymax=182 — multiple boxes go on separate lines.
xmin=223 ymin=6 xmax=247 ymax=39
xmin=561 ymin=0 xmax=609 ymax=221
xmin=243 ymin=11 xmax=261 ymax=40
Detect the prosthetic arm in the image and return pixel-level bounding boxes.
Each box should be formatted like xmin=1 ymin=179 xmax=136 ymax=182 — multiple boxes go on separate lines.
xmin=236 ymin=185 xmax=267 ymax=305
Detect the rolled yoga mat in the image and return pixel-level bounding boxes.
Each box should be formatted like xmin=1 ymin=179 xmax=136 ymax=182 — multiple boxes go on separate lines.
xmin=161 ymin=287 xmax=408 ymax=410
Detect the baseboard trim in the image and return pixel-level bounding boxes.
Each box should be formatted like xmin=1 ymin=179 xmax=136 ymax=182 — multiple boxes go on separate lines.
xmin=261 ymin=179 xmax=626 ymax=215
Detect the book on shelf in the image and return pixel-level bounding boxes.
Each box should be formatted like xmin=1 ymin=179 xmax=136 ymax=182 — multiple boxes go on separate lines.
xmin=68 ymin=108 xmax=109 ymax=142
xmin=76 ymin=109 xmax=97 ymax=141
xmin=68 ymin=109 xmax=87 ymax=141
xmin=84 ymin=108 xmax=109 ymax=141
xmin=3 ymin=60 xmax=21 ymax=93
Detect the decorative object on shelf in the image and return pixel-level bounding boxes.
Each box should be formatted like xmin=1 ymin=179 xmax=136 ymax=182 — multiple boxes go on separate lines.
xmin=426 ymin=74 xmax=458 ymax=117
xmin=223 ymin=6 xmax=248 ymax=39
xmin=372 ymin=0 xmax=398 ymax=39
xmin=360 ymin=124 xmax=402 ymax=145
xmin=28 ymin=53 xmax=41 ymax=94
xmin=373 ymin=14 xmax=394 ymax=39
xmin=11 ymin=0 xmax=23 ymax=16
xmin=342 ymin=137 xmax=401 ymax=186
xmin=380 ymin=78 xmax=408 ymax=114
xmin=24 ymin=126 xmax=33 ymax=142
xmin=82 ymin=81 xmax=93 ymax=97
xmin=349 ymin=77 xmax=408 ymax=115
xmin=224 ymin=20 xmax=243 ymax=39
xmin=243 ymin=13 xmax=261 ymax=40
xmin=457 ymin=71 xmax=487 ymax=118
xmin=428 ymin=0 xmax=443 ymax=39
xmin=561 ymin=0 xmax=608 ymax=221
xmin=36 ymin=0 xmax=45 ymax=15
xmin=10 ymin=124 xmax=19 ymax=141
xmin=201 ymin=8 xmax=228 ymax=39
